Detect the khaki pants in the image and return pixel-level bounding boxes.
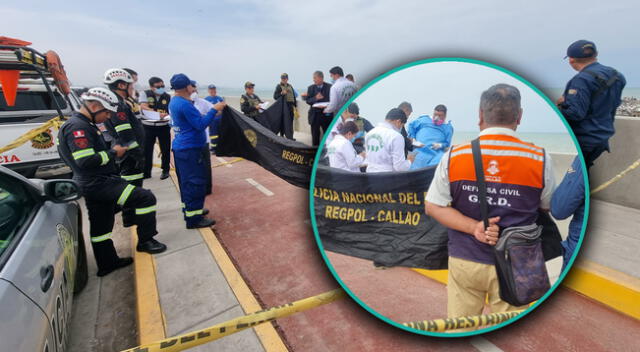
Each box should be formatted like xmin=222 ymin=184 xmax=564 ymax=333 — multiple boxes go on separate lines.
xmin=447 ymin=256 xmax=524 ymax=321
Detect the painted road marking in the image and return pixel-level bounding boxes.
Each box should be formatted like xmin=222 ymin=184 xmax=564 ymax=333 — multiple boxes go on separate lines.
xmin=246 ymin=178 xmax=274 ymax=196
xmin=216 ymin=156 xmax=233 ymax=168
xmin=470 ymin=337 xmax=504 ymax=352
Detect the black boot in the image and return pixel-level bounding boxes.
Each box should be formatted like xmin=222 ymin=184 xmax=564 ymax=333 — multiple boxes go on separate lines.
xmin=136 ymin=238 xmax=167 ymax=254
xmin=160 ymin=171 xmax=170 ymax=180
xmin=187 ymin=218 xmax=216 ymax=229
xmin=97 ymin=257 xmax=134 ymax=277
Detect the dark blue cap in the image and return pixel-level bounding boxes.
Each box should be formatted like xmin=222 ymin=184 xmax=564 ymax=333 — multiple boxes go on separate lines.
xmin=170 ymin=73 xmax=191 ymax=90
xmin=190 ymin=80 xmax=197 ymax=87
xmin=208 ymin=84 xmax=216 ymax=89
xmin=565 ymin=40 xmax=597 ymax=59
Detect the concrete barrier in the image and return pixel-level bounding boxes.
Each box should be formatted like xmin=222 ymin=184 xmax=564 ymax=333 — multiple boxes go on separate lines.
xmin=590 ymin=116 xmax=640 ymax=209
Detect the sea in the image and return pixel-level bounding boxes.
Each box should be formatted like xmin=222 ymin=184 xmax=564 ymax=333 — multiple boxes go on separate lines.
xmin=542 ymin=87 xmax=640 ymax=100
xmin=452 ymin=131 xmax=578 ymax=154
xmin=210 ymin=87 xmax=640 ymax=101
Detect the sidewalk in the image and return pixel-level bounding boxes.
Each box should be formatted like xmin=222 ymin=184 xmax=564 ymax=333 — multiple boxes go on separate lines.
xmin=131 ymin=167 xmax=269 ymax=351
xmin=68 ymin=199 xmax=137 ymax=352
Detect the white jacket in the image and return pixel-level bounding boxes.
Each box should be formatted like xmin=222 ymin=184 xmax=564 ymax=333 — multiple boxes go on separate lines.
xmin=328 ymin=134 xmax=364 ymax=172
xmin=364 ymin=121 xmax=411 ymax=173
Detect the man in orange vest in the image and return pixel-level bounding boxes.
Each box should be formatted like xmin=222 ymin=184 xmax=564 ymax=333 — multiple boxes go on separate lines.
xmin=425 ymin=83 xmax=556 ymax=320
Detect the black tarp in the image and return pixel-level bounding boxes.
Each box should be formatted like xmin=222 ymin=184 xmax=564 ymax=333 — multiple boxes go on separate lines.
xmin=216 ymin=100 xmax=317 ymax=189
xmin=313 ymin=165 xmax=449 ymax=269
xmin=255 ymin=96 xmax=293 ymax=136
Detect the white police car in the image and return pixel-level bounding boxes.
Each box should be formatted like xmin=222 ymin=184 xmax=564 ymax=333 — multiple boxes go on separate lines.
xmin=0 ymin=165 xmax=87 ymax=351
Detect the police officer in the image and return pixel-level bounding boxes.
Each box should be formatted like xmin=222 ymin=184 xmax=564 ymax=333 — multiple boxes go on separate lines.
xmin=273 ymin=73 xmax=297 ymax=139
xmin=169 ymin=73 xmax=226 ymax=229
xmin=556 ymin=40 xmax=626 ymax=168
xmin=140 ymin=76 xmax=172 ymax=180
xmin=240 ymin=81 xmax=263 ymax=119
xmin=57 ymin=88 xmax=166 ymax=276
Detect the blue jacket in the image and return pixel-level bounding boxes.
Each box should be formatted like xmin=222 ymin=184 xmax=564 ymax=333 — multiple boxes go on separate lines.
xmin=170 ymin=96 xmax=218 ymax=150
xmin=559 ymin=62 xmax=626 ymax=148
xmin=408 ymin=115 xmax=453 ymax=169
xmin=205 ymin=95 xmax=224 ymax=104
xmin=550 ymin=157 xmax=586 ymax=262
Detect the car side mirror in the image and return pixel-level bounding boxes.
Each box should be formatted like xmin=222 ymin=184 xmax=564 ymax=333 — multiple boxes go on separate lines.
xmin=43 ymin=180 xmax=81 ymax=203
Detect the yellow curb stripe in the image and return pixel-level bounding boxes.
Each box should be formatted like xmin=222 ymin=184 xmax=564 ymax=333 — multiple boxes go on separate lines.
xmin=131 ymin=226 xmax=167 ymax=344
xmin=168 ymin=171 xmax=288 ymax=351
xmin=563 ymin=259 xmax=640 ymax=320
xmin=412 ymin=268 xmax=448 ymax=285
xmin=413 ymin=261 xmax=640 ymax=320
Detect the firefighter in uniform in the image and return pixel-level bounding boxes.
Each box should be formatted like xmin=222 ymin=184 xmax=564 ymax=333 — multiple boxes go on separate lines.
xmin=103 ymin=68 xmax=146 ymax=227
xmin=168 ymin=74 xmax=226 ymax=229
xmin=556 ymin=40 xmax=626 ymax=168
xmin=240 ymin=81 xmax=263 ymax=119
xmin=57 ymin=88 xmax=166 ymax=276
xmin=140 ymin=76 xmax=172 ymax=179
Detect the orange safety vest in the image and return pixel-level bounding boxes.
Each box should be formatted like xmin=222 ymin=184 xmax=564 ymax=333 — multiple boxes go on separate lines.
xmin=447 ymin=134 xmax=545 ymax=264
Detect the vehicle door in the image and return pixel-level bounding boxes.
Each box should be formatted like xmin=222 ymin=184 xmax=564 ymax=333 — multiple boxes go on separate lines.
xmin=0 ymin=172 xmax=75 ymax=352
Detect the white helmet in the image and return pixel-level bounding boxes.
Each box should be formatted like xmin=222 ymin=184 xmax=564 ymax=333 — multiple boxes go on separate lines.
xmin=103 ymin=68 xmax=133 ymax=85
xmin=81 ymin=87 xmax=119 ymax=112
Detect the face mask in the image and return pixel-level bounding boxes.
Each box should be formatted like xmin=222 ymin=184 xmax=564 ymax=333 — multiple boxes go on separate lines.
xmin=434 ymin=118 xmax=444 ymax=126
xmin=190 ymin=92 xmax=198 ymax=100
xmin=329 ymin=77 xmax=335 ymax=84
xmin=154 ymin=87 xmax=166 ymax=95
xmin=134 ymin=83 xmax=142 ymax=91
xmin=349 ymin=136 xmax=357 ymax=143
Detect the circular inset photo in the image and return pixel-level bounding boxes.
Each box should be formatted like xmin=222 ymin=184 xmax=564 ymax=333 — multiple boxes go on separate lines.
xmin=309 ymin=58 xmax=589 ymax=336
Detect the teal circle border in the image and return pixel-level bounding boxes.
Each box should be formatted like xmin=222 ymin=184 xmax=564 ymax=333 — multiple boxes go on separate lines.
xmin=308 ymin=57 xmax=590 ymax=337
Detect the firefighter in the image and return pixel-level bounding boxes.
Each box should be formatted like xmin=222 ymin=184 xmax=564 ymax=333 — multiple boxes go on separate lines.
xmin=103 ymin=68 xmax=146 ymax=227
xmin=57 ymin=88 xmax=166 ymax=276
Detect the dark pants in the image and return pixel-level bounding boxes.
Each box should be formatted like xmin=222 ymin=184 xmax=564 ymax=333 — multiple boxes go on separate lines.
xmin=208 ymin=117 xmax=221 ymax=153
xmin=311 ymin=112 xmax=333 ymax=146
xmin=119 ymin=152 xmax=145 ymax=226
xmin=278 ymin=103 xmax=295 ymax=139
xmin=143 ymin=125 xmax=171 ymax=177
xmin=85 ymin=178 xmax=157 ymax=271
xmin=202 ymin=145 xmax=212 ymax=195
xmin=173 ymin=148 xmax=208 ymax=227
xmin=581 ymin=143 xmax=609 ymax=169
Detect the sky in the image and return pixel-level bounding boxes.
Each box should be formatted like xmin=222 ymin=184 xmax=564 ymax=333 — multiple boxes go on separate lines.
xmin=2 ymin=1 xmax=639 ymax=93
xmin=353 ymin=60 xmax=569 ymax=133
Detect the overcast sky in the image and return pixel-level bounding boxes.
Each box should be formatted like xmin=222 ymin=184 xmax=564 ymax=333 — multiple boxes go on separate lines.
xmin=2 ymin=0 xmax=638 ymax=93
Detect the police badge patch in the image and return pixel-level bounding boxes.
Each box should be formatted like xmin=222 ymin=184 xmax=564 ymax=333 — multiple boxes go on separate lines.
xmin=568 ymin=89 xmax=577 ymax=95
xmin=117 ymin=112 xmax=127 ymax=120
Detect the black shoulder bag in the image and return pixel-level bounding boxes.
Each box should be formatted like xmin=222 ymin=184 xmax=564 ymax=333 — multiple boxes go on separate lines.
xmin=471 ymin=138 xmax=551 ymax=306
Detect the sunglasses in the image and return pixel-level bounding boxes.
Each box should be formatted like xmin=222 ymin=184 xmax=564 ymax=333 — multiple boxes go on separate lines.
xmin=154 ymin=85 xmax=165 ymax=89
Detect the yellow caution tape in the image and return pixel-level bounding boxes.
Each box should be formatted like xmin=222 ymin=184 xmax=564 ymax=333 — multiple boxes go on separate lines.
xmin=212 ymin=157 xmax=244 ymax=168
xmin=403 ymin=309 xmax=525 ymax=332
xmin=152 ymin=158 xmax=243 ymax=172
xmin=590 ymin=158 xmax=640 ymax=194
xmin=0 ymin=116 xmax=65 ymax=155
xmin=121 ymin=288 xmax=346 ymax=352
